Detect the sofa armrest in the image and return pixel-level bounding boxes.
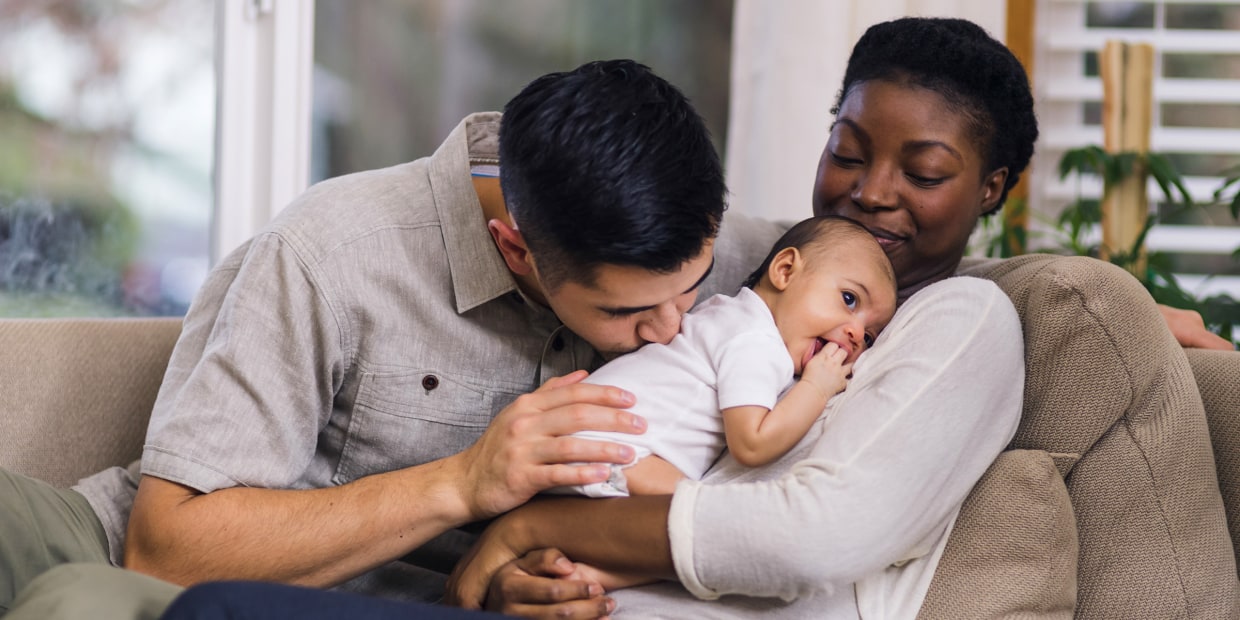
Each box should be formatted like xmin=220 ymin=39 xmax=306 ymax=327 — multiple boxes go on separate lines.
xmin=957 ymin=254 xmax=1237 ymax=617
xmin=1187 ymin=347 xmax=1240 ymax=574
xmin=0 ymin=318 xmax=182 ymax=488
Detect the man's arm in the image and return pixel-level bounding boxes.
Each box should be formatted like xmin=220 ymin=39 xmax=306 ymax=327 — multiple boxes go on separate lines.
xmin=125 ymin=372 xmax=647 ymax=587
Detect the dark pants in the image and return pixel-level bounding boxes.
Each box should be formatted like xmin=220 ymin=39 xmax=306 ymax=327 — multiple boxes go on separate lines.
xmin=160 ymin=581 xmax=512 ymax=620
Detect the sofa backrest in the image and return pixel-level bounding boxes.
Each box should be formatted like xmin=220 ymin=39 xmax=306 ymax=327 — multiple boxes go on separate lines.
xmin=0 ymin=318 xmax=182 ymax=488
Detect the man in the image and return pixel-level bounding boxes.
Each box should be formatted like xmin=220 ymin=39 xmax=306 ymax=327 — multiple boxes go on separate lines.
xmin=1 ymin=59 xmax=781 ymax=617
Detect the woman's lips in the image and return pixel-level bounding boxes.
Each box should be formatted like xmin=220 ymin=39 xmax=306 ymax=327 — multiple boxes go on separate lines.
xmin=867 ymin=227 xmax=907 ymax=248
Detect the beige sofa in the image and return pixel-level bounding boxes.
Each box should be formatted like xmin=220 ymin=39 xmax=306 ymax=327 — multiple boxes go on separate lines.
xmin=2 ymin=254 xmax=1239 ymax=618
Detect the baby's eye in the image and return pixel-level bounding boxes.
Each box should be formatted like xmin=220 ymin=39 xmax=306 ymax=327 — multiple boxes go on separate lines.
xmin=863 ymin=333 xmax=875 ymax=347
xmin=842 ymin=291 xmax=858 ymax=309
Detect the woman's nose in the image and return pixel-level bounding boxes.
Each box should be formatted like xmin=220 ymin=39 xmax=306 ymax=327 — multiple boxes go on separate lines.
xmin=851 ymin=165 xmax=897 ymax=211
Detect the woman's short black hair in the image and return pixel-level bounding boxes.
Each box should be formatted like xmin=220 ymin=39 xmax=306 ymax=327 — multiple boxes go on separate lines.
xmin=833 ymin=17 xmax=1039 ymax=215
xmin=500 ymin=59 xmax=726 ymax=290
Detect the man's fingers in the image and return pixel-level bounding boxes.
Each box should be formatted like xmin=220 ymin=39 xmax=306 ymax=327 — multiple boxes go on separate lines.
xmin=537 ymin=463 xmax=616 ymax=488
xmin=533 ymin=436 xmax=638 ymax=467
xmin=494 ymin=572 xmax=601 ymax=605
xmin=517 ymin=403 xmax=647 ymax=439
xmin=495 ymin=597 xmax=616 ymax=620
xmin=537 ymin=370 xmax=589 ymax=391
xmin=516 ymin=382 xmax=637 ymax=415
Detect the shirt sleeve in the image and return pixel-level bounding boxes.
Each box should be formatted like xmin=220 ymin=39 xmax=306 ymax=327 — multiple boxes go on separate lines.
xmin=140 ymin=231 xmax=345 ymax=493
xmin=669 ymin=277 xmax=1025 ymax=601
xmin=713 ymin=331 xmax=793 ymax=411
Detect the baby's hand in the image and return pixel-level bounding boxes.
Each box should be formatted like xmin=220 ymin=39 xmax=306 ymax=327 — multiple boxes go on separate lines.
xmin=801 ymin=341 xmax=851 ymax=401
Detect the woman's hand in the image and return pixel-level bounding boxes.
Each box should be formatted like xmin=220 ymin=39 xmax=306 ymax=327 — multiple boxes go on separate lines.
xmin=480 ymin=549 xmax=615 ymax=619
xmin=1158 ymin=304 xmax=1236 ymax=350
xmin=445 ymin=496 xmax=676 ymax=614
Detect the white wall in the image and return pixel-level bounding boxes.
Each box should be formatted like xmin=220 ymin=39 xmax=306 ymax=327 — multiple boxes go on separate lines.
xmin=725 ymin=0 xmax=1006 ymax=222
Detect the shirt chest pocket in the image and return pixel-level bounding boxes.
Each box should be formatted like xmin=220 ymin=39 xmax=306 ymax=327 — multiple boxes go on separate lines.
xmin=333 ymin=369 xmax=517 ymax=484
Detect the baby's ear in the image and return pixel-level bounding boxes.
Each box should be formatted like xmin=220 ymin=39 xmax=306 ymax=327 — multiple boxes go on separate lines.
xmin=767 ymin=247 xmax=802 ymax=291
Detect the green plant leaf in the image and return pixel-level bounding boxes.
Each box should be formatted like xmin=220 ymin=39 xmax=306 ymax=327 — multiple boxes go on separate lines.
xmin=1108 ymin=152 xmax=1138 ymax=185
xmin=1146 ymin=153 xmax=1194 ymax=207
xmin=1058 ymin=145 xmax=1109 ymax=180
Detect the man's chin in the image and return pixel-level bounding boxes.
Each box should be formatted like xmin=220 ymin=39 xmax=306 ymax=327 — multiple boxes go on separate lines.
xmin=598 ymin=343 xmax=642 ymax=361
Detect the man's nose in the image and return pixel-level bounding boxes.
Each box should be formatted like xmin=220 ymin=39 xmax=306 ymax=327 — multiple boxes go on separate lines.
xmin=637 ymin=301 xmax=682 ymax=345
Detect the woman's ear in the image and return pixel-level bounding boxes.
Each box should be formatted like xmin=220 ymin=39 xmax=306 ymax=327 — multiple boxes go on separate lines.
xmin=488 ymin=219 xmax=535 ymax=276
xmin=766 ymin=247 xmax=802 ymax=292
xmin=980 ymin=167 xmax=1010 ymax=215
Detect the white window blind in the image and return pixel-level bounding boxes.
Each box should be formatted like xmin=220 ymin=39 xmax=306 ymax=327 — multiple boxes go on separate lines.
xmin=1032 ymin=0 xmax=1240 ymax=298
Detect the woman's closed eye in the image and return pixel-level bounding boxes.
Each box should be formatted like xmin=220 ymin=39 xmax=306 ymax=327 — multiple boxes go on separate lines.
xmin=830 ymin=151 xmax=863 ymax=167
xmin=906 ymin=172 xmax=946 ymax=187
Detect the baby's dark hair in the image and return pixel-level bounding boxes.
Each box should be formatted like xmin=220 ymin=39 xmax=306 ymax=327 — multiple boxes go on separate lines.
xmin=742 ymin=215 xmax=894 ymax=290
xmin=833 ymin=17 xmax=1038 ymax=215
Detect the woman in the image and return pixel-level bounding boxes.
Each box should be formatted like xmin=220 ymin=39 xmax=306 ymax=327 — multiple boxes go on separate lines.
xmin=447 ymin=15 xmax=1233 ymax=618
xmin=444 ymin=16 xmax=1034 ymax=619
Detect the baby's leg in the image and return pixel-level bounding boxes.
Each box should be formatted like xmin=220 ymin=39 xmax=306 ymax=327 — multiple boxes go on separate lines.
xmin=622 ymin=455 xmax=686 ymax=495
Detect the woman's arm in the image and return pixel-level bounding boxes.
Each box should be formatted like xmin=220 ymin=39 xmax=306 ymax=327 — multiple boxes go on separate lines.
xmin=1159 ymin=304 xmax=1236 ymax=350
xmin=450 ymin=277 xmax=1023 ymax=610
xmin=446 ymin=496 xmax=676 ymax=610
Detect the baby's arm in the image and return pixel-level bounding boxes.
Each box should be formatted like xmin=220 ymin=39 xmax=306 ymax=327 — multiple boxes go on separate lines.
xmin=722 ymin=342 xmax=850 ymax=467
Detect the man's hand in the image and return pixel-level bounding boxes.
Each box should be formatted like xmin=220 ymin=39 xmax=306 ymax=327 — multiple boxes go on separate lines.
xmin=1159 ymin=304 xmax=1236 ymax=350
xmin=448 ymin=370 xmax=648 ymax=521
xmin=800 ymin=341 xmax=851 ymax=400
xmin=481 ymin=549 xmax=615 ymax=620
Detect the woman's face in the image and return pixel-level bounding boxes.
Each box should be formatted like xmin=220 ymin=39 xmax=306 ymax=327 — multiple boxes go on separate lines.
xmin=812 ymin=80 xmax=1007 ymax=300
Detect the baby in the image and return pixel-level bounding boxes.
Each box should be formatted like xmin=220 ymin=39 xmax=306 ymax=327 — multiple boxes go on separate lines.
xmin=563 ymin=215 xmax=898 ymax=497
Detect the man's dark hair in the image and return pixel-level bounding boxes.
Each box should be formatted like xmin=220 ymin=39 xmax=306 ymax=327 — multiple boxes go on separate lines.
xmin=832 ymin=17 xmax=1038 ymax=215
xmin=499 ymin=59 xmax=726 ymax=290
xmin=741 ymin=215 xmax=894 ymax=289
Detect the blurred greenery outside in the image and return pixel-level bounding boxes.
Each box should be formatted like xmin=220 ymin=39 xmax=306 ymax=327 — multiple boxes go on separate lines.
xmin=0 ymin=0 xmax=215 ymax=317
xmin=4 ymin=0 xmax=1239 ymax=332
xmin=1 ymin=0 xmax=733 ymax=318
xmin=977 ymin=2 xmax=1240 ymax=343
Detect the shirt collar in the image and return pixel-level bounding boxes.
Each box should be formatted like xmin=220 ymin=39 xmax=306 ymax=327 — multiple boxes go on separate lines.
xmin=428 ymin=112 xmax=519 ymax=314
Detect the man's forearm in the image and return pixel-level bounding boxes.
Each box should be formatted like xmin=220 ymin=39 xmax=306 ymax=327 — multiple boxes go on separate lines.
xmin=125 ymin=457 xmax=472 ymax=587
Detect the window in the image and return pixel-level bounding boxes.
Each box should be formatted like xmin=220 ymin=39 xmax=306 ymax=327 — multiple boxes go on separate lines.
xmin=310 ymin=0 xmax=733 ymax=183
xmin=1033 ymin=0 xmax=1240 ymax=298
xmin=0 ymin=0 xmax=215 ymax=316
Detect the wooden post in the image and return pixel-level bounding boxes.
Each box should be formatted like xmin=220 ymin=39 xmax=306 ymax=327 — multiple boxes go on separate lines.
xmin=1099 ymin=40 xmax=1154 ymax=275
xmin=1004 ymin=0 xmax=1036 ymax=256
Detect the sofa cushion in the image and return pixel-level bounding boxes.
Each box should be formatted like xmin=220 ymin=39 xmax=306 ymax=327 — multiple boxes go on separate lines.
xmin=0 ymin=318 xmax=182 ymax=488
xmin=918 ymin=449 xmax=1077 ymax=619
xmin=957 ymin=255 xmax=1237 ymax=617
xmin=1186 ymin=347 xmax=1240 ymax=574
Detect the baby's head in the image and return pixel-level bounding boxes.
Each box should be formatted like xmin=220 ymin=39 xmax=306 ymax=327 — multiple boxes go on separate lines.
xmin=745 ymin=216 xmax=897 ymax=371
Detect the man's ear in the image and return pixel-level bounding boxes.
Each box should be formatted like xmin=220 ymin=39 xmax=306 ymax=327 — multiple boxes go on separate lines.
xmin=980 ymin=167 xmax=1010 ymax=215
xmin=488 ymin=219 xmax=535 ymax=276
xmin=766 ymin=247 xmax=801 ymax=292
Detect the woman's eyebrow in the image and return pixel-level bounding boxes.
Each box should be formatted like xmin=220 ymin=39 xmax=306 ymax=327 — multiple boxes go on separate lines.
xmin=903 ymin=140 xmax=964 ymax=164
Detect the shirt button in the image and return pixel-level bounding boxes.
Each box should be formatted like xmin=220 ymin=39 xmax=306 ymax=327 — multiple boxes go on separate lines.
xmin=552 ymin=335 xmax=565 ymax=352
xmin=421 ymin=375 xmax=439 ymax=391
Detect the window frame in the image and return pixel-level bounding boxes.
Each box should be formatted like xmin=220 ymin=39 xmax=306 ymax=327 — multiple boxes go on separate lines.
xmin=213 ymin=0 xmax=315 ymax=263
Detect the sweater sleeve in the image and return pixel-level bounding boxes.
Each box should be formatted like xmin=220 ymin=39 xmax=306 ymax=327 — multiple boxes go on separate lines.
xmin=669 ymin=277 xmax=1024 ymax=601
